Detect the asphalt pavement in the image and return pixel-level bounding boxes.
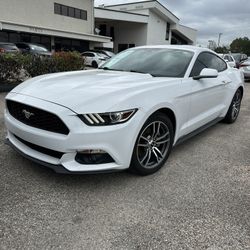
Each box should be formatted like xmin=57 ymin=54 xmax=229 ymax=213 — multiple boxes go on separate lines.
xmin=0 ymin=83 xmax=249 ymax=250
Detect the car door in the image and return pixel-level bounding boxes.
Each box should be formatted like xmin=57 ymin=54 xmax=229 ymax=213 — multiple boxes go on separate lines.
xmin=185 ymin=52 xmax=231 ymax=133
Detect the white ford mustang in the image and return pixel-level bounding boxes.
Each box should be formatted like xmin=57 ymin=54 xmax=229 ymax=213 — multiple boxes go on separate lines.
xmin=5 ymin=45 xmax=244 ymax=175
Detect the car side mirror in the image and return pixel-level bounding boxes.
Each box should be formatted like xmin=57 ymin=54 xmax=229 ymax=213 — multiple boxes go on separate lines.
xmin=193 ymin=68 xmax=219 ymax=80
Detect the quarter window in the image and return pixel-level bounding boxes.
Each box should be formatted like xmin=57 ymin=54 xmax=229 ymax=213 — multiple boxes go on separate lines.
xmin=190 ymin=52 xmax=227 ymax=77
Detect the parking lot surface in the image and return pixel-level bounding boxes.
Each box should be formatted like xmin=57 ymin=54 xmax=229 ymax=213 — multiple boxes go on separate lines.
xmin=0 ymin=84 xmax=249 ymax=250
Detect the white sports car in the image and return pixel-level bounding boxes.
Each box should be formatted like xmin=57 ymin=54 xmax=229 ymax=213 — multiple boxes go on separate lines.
xmin=5 ymin=45 xmax=244 ymax=175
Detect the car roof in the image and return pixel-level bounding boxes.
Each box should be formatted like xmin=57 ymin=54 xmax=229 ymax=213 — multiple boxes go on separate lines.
xmin=132 ymin=45 xmax=213 ymax=53
xmin=0 ymin=42 xmax=16 ymax=45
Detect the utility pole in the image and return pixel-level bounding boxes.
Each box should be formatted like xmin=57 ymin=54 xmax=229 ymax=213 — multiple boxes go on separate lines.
xmin=218 ymin=33 xmax=223 ymax=47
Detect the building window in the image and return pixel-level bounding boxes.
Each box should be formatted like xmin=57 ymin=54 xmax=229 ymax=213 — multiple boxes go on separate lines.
xmin=110 ymin=27 xmax=115 ymax=41
xmin=61 ymin=5 xmax=68 ymax=16
xmin=68 ymin=7 xmax=75 ymax=18
xmin=75 ymin=9 xmax=81 ymax=19
xmin=54 ymin=3 xmax=61 ymax=14
xmin=80 ymin=10 xmax=87 ymax=20
xmin=54 ymin=3 xmax=87 ymax=20
xmin=0 ymin=31 xmax=9 ymax=42
xmin=166 ymin=22 xmax=170 ymax=40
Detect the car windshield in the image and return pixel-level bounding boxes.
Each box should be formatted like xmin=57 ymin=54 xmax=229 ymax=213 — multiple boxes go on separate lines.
xmin=30 ymin=45 xmax=48 ymax=52
xmin=97 ymin=53 xmax=107 ymax=57
xmin=231 ymin=54 xmax=241 ymax=62
xmin=101 ymin=48 xmax=194 ymax=77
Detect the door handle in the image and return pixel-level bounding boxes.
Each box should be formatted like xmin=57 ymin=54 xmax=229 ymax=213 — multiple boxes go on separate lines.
xmin=222 ymin=80 xmax=232 ymax=85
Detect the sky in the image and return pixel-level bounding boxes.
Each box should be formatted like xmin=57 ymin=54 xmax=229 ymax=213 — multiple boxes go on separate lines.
xmin=94 ymin=0 xmax=250 ymax=47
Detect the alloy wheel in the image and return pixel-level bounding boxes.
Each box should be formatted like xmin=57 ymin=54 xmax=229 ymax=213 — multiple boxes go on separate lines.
xmin=136 ymin=121 xmax=170 ymax=169
xmin=231 ymin=90 xmax=242 ymax=120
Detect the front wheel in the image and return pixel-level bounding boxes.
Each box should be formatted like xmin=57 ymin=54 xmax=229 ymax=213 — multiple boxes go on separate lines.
xmin=129 ymin=113 xmax=174 ymax=175
xmin=223 ymin=89 xmax=242 ymax=124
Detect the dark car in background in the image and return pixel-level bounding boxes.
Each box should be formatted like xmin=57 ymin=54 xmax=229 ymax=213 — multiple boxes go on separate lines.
xmin=15 ymin=43 xmax=52 ymax=57
xmin=239 ymin=58 xmax=250 ymax=80
xmin=0 ymin=42 xmax=19 ymax=53
xmin=231 ymin=53 xmax=248 ymax=68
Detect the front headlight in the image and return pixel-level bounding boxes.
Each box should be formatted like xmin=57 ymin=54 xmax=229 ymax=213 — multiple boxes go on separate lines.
xmin=78 ymin=109 xmax=138 ymax=126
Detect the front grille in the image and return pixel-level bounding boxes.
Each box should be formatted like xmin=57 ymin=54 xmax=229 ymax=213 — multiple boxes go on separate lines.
xmin=7 ymin=100 xmax=69 ymax=135
xmin=14 ymin=135 xmax=64 ymax=159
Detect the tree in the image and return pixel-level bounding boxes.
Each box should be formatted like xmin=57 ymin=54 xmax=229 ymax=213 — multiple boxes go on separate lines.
xmin=230 ymin=37 xmax=250 ymax=55
xmin=215 ymin=46 xmax=229 ymax=54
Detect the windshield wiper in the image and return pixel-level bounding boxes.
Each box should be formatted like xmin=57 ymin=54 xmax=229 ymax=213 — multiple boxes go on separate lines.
xmin=130 ymin=70 xmax=155 ymax=77
xmin=101 ymin=67 xmax=124 ymax=72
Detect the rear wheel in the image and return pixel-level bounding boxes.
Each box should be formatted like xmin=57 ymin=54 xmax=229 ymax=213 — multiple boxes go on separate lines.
xmin=92 ymin=61 xmax=98 ymax=68
xmin=223 ymin=89 xmax=242 ymax=124
xmin=129 ymin=113 xmax=174 ymax=175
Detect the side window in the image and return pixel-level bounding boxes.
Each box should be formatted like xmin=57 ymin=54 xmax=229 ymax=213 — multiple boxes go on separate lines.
xmin=190 ymin=52 xmax=227 ymax=77
xmin=190 ymin=59 xmax=206 ymax=77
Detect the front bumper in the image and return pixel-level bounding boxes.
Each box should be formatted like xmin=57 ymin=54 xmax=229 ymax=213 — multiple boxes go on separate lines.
xmin=5 ymin=93 xmax=143 ymax=173
xmin=5 ymin=138 xmax=123 ymax=174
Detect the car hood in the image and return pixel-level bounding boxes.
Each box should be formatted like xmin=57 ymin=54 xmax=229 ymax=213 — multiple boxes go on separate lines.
xmin=11 ymin=70 xmax=177 ymax=113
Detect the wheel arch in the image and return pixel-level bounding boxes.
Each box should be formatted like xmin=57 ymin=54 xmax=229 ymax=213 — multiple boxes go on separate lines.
xmin=150 ymin=107 xmax=177 ymax=136
xmin=238 ymin=86 xmax=244 ymax=97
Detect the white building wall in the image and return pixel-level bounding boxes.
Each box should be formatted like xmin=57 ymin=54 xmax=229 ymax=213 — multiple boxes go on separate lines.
xmin=0 ymin=0 xmax=94 ymax=35
xmin=146 ymin=10 xmax=170 ymax=45
xmin=113 ymin=22 xmax=148 ymax=52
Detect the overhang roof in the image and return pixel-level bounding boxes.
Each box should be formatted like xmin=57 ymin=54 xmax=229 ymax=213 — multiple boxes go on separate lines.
xmin=104 ymin=0 xmax=179 ymax=24
xmin=1 ymin=20 xmax=111 ymax=43
xmin=95 ymin=7 xmax=149 ymax=23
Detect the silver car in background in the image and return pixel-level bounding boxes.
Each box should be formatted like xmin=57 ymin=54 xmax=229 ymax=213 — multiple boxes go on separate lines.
xmin=239 ymin=58 xmax=250 ymax=80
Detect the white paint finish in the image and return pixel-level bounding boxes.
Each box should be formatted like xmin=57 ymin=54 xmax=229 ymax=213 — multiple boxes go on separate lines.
xmin=5 ymin=46 xmax=242 ymax=173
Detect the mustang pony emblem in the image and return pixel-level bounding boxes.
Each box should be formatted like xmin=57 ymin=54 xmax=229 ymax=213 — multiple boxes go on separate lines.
xmin=22 ymin=109 xmax=34 ymax=119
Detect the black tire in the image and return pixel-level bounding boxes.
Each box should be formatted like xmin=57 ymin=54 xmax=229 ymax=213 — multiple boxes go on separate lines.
xmin=223 ymin=89 xmax=242 ymax=124
xmin=129 ymin=113 xmax=174 ymax=175
xmin=92 ymin=61 xmax=98 ymax=68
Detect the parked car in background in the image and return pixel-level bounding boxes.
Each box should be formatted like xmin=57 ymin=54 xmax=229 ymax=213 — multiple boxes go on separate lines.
xmin=5 ymin=46 xmax=244 ymax=175
xmin=0 ymin=42 xmax=19 ymax=53
xmin=81 ymin=51 xmax=109 ymax=68
xmin=91 ymin=50 xmax=115 ymax=58
xmin=231 ymin=53 xmax=248 ymax=68
xmin=15 ymin=43 xmax=52 ymax=57
xmin=239 ymin=58 xmax=250 ymax=80
xmin=218 ymin=54 xmax=236 ymax=68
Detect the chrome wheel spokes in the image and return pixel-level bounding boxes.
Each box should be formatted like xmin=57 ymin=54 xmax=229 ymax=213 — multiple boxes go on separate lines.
xmin=232 ymin=91 xmax=241 ymax=120
xmin=137 ymin=121 xmax=170 ymax=169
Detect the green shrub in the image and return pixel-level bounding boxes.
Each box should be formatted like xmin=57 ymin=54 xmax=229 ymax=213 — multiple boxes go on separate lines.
xmin=0 ymin=51 xmax=85 ymax=83
xmin=52 ymin=51 xmax=85 ymax=72
xmin=0 ymin=53 xmax=26 ymax=83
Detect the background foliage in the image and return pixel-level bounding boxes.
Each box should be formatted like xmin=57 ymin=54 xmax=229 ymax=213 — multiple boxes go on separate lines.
xmin=215 ymin=36 xmax=250 ymax=55
xmin=0 ymin=52 xmax=85 ymax=83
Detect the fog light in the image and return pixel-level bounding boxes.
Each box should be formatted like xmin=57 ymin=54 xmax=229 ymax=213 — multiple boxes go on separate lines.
xmin=75 ymin=150 xmax=114 ymax=165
